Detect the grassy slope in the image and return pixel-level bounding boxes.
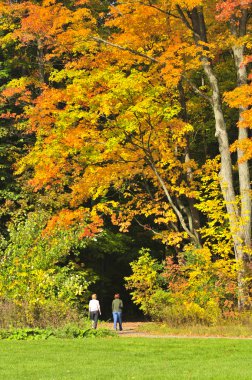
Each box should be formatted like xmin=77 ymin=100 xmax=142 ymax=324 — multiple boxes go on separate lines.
xmin=0 ymin=337 xmax=252 ymax=379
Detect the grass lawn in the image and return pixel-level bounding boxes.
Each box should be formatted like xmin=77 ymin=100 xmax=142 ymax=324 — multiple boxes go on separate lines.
xmin=0 ymin=337 xmax=252 ymax=380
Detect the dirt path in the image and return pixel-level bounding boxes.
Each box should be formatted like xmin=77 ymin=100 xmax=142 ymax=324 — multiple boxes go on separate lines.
xmin=104 ymin=322 xmax=252 ymax=339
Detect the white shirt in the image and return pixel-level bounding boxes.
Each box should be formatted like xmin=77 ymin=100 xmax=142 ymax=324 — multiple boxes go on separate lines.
xmin=89 ymin=299 xmax=101 ymax=313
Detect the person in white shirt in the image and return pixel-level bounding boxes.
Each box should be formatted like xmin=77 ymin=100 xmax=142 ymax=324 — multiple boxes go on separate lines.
xmin=88 ymin=294 xmax=101 ymax=329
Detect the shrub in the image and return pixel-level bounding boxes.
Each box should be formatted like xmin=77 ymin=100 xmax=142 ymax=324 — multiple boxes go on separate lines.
xmin=126 ymin=247 xmax=239 ymax=326
xmin=0 ymin=326 xmax=115 ymax=340
xmin=0 ymin=300 xmax=87 ymax=329
xmin=125 ymin=248 xmax=164 ymax=314
xmin=0 ymin=328 xmax=53 ymax=340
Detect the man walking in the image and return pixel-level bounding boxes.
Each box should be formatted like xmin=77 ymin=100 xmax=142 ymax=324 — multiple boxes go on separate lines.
xmin=112 ymin=293 xmax=123 ymax=331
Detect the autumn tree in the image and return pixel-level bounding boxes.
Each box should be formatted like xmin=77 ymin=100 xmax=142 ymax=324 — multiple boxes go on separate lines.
xmin=0 ymin=0 xmax=99 ymax=221
xmin=0 ymin=0 xmax=252 ymax=314
xmin=88 ymin=0 xmax=252 ymax=308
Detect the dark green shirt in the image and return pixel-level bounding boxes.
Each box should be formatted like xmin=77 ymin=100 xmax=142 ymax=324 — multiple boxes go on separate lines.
xmin=112 ymin=298 xmax=123 ymax=312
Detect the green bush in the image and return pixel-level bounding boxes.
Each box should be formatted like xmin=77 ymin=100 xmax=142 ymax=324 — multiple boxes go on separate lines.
xmin=0 ymin=328 xmax=53 ymax=340
xmin=0 ymin=326 xmax=115 ymax=340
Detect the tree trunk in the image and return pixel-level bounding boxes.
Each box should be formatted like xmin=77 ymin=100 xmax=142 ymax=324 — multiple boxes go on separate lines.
xmin=181 ymin=5 xmax=248 ymax=309
xmin=232 ymin=43 xmax=251 ymax=248
xmin=202 ymin=53 xmax=246 ymax=310
xmin=37 ymin=39 xmax=45 ymax=83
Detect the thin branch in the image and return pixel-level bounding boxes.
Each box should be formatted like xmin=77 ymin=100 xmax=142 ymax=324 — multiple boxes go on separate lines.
xmin=142 ymin=177 xmax=155 ymax=200
xmin=176 ymin=5 xmax=194 ymax=32
xmin=134 ymin=217 xmax=159 ymax=234
xmin=90 ymin=36 xmax=159 ymax=63
xmin=170 ymin=221 xmax=179 ymax=232
xmin=147 ymin=129 xmax=153 ymax=152
xmin=110 ymin=4 xmax=124 ymax=16
xmin=183 ymin=76 xmax=212 ymax=104
xmin=148 ymin=159 xmax=199 ymax=244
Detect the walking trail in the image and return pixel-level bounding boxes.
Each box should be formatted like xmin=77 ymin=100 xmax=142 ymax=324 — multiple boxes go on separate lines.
xmin=104 ymin=322 xmax=252 ymax=339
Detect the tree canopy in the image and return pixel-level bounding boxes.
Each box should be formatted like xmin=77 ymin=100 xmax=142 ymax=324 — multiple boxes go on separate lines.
xmin=0 ymin=0 xmax=251 ymax=324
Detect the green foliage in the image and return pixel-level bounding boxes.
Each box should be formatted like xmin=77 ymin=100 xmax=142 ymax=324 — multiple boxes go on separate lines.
xmin=0 ymin=328 xmax=53 ymax=340
xmin=0 ymin=326 xmax=114 ymax=340
xmin=125 ymin=248 xmax=165 ymax=314
xmin=0 ymin=210 xmax=97 ymax=322
xmin=51 ymin=326 xmax=115 ymax=339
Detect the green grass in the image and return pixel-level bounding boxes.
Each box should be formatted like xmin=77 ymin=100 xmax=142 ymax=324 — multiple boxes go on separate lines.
xmin=0 ymin=337 xmax=252 ymax=379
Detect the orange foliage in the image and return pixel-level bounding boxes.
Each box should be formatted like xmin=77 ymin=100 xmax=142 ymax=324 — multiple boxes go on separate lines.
xmin=43 ymin=208 xmax=103 ymax=238
xmin=216 ymin=0 xmax=252 ymax=21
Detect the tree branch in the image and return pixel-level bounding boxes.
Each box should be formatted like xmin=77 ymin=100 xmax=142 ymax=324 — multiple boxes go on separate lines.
xmin=90 ymin=36 xmax=159 ymax=63
xmin=176 ymin=5 xmax=194 ymax=32
xmin=134 ymin=217 xmax=159 ymax=234
xmin=183 ymin=76 xmax=212 ymax=104
xmin=148 ymin=159 xmax=199 ymax=245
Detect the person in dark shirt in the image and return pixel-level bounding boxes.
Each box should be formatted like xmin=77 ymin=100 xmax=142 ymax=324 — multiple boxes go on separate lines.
xmin=112 ymin=293 xmax=123 ymax=331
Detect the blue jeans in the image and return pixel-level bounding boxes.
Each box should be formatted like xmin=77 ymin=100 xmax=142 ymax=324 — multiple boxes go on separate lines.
xmin=112 ymin=312 xmax=122 ymax=330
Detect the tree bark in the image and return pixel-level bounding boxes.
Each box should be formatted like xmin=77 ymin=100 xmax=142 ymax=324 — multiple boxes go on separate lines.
xmin=231 ymin=10 xmax=251 ymax=248
xmin=233 ymin=44 xmax=251 ymax=247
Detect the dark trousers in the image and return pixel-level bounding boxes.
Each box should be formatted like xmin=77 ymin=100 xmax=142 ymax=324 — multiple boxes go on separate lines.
xmin=90 ymin=311 xmax=99 ymax=329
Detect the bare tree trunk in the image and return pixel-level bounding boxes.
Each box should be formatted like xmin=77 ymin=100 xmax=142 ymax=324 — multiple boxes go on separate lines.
xmin=232 ymin=16 xmax=251 ymax=247
xmin=202 ymin=61 xmax=237 ymax=235
xmin=202 ymin=59 xmax=247 ymax=309
xmin=184 ymin=8 xmax=242 ymax=244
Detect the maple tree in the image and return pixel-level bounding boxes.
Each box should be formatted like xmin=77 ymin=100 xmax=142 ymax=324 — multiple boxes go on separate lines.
xmin=89 ymin=0 xmax=252 ymax=308
xmin=19 ymin=67 xmax=200 ymax=247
